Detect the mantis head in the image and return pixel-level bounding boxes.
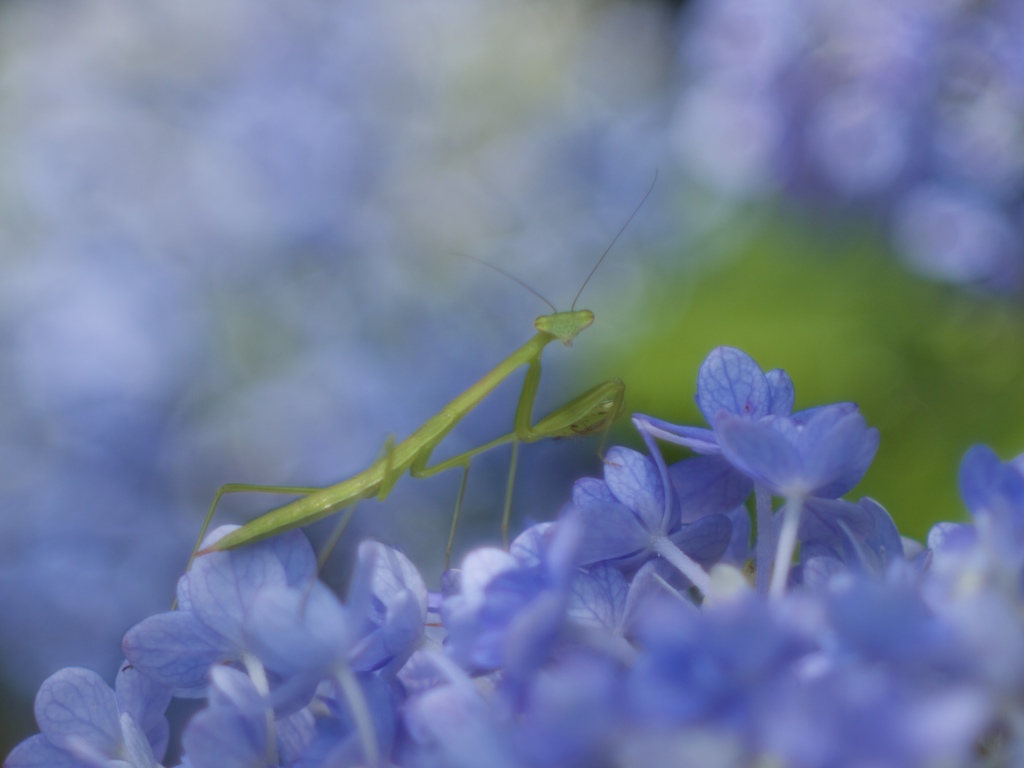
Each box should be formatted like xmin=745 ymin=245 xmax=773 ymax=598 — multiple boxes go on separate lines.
xmin=535 ymin=309 xmax=595 ymax=346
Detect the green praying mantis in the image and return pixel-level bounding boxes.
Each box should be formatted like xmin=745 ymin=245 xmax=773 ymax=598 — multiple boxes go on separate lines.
xmin=190 ymin=180 xmax=653 ymax=568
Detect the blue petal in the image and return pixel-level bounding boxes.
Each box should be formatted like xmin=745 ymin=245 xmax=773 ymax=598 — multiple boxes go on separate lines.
xmin=800 ymin=498 xmax=901 ymax=576
xmin=245 ymin=582 xmax=348 ymax=678
xmin=181 ymin=669 xmax=266 ymax=768
xmin=801 ymin=407 xmax=878 ymax=497
xmin=696 ymin=347 xmax=771 ymax=424
xmin=800 ymin=498 xmax=871 ymax=550
xmin=667 ymin=514 xmax=732 ymax=566
xmin=33 ymin=668 xmax=120 ymax=757
xmin=723 ymin=504 xmax=753 ymax=564
xmin=959 ymin=444 xmax=1002 ymax=516
xmin=632 ymin=415 xmax=720 ymax=455
xmin=310 ymin=674 xmax=397 ymax=767
xmin=4 ymin=734 xmax=89 ymax=768
xmin=263 ymin=529 xmax=319 ymax=587
xmin=119 ymin=712 xmax=162 ymax=768
xmin=568 ymin=502 xmax=649 ymax=567
xmin=857 ymin=498 xmax=904 ymax=569
xmin=114 ymin=662 xmax=171 ymax=760
xmin=622 ymin=559 xmax=697 ymax=631
xmin=350 ymin=542 xmax=427 ymax=623
xmin=567 ymin=565 xmax=629 ymax=633
xmin=509 ymin=523 xmax=555 ymax=567
xmin=799 ymin=553 xmax=846 ymax=589
xmin=122 ymin=610 xmax=231 ymax=692
xmin=404 ymin=682 xmax=510 ymax=766
xmin=766 ymin=369 xmax=795 ymax=415
xmin=571 ymin=477 xmax=615 ymax=507
xmin=715 ymin=413 xmax=801 ymax=493
xmin=454 ymin=548 xmax=518 ymax=606
xmin=927 ymin=522 xmax=977 ymax=555
xmin=346 ymin=543 xmax=428 ymax=674
xmin=959 ymin=445 xmax=1024 ymax=544
xmin=276 ymin=707 xmax=316 ymax=766
xmin=503 ymin=590 xmax=566 ymax=685
xmin=669 ymin=455 xmax=752 ymax=521
xmin=187 ymin=537 xmax=296 ymax=645
xmin=602 ymin=447 xmax=665 ymax=531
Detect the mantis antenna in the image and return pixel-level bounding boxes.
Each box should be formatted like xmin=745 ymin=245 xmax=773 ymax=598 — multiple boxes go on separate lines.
xmin=571 ymin=169 xmax=658 ymax=311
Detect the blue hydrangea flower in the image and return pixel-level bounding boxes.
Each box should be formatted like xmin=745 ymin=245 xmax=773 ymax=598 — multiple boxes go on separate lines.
xmin=635 ymin=346 xmax=880 ymax=598
xmin=180 ymin=665 xmax=315 ymax=768
xmin=441 ymin=520 xmax=580 ymax=684
xmin=626 ymin=592 xmax=812 ymax=733
xmin=673 ymin=0 xmax=1024 ymax=290
xmin=634 ymin=345 xmax=794 ymax=457
xmin=714 ymin=402 xmax=879 ymax=502
xmin=5 ymin=663 xmax=171 ymax=768
xmin=563 ymin=445 xmax=732 ymax=596
xmin=959 ymin=444 xmax=1024 ymax=559
xmin=122 ymin=526 xmax=320 ymax=704
xmin=796 ymin=497 xmax=905 ymax=587
xmin=17 ymin=344 xmax=1024 ymax=766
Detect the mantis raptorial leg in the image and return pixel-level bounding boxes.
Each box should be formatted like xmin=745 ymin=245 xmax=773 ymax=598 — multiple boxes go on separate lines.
xmin=189 ymin=176 xmax=654 ymax=566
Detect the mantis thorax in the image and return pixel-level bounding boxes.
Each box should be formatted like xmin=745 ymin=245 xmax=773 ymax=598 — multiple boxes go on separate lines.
xmin=535 ymin=309 xmax=594 ymax=346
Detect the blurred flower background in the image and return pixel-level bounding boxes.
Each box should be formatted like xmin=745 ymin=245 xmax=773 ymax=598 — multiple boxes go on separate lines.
xmin=2 ymin=0 xmax=1024 ymax=756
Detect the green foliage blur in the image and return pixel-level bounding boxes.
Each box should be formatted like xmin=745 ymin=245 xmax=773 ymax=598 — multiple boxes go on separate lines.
xmin=597 ymin=207 xmax=1024 ymax=542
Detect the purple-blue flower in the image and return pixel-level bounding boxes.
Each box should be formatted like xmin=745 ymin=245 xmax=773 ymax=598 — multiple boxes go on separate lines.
xmin=5 ymin=663 xmax=170 ymax=768
xmin=441 ymin=521 xmax=579 ymax=683
xmin=13 ymin=344 xmax=1024 ymax=767
xmin=634 ymin=345 xmax=794 ymax=457
xmin=122 ymin=526 xmax=320 ymax=700
xmin=796 ymin=497 xmax=905 ymax=587
xmin=563 ymin=445 xmax=732 ymax=596
xmin=714 ymin=403 xmax=879 ymax=502
xmin=673 ymin=0 xmax=1024 ymax=290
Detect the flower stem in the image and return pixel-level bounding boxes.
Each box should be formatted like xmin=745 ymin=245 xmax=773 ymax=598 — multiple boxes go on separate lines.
xmin=651 ymin=535 xmax=712 ymax=597
xmin=754 ymin=483 xmax=773 ymax=597
xmin=769 ymin=496 xmax=804 ymax=599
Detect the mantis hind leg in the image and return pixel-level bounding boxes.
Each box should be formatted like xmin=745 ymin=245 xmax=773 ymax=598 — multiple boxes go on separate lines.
xmin=177 ymin=482 xmax=324 ymax=606
xmin=407 ymin=428 xmax=517 ymax=568
xmin=189 ymin=482 xmax=324 ymax=567
xmin=444 ymin=462 xmax=471 ymax=569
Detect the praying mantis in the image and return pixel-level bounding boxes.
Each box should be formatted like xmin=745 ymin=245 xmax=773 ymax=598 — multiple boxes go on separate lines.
xmin=191 ymin=180 xmax=653 ymax=567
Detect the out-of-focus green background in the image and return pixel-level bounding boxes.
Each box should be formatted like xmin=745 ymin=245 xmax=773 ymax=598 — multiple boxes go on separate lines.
xmin=4 ymin=0 xmax=1024 ymax=758
xmin=604 ymin=213 xmax=1024 ymax=543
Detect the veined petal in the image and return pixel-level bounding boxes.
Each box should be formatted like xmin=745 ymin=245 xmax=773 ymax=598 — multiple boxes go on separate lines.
xmin=245 ymin=582 xmax=349 ymax=677
xmin=122 ymin=610 xmax=231 ymax=693
xmin=801 ymin=408 xmax=879 ymax=497
xmin=669 ymin=455 xmax=753 ymax=521
xmin=567 ymin=565 xmax=629 ymax=634
xmin=766 ymin=369 xmax=795 ymax=415
xmin=510 ymin=523 xmax=555 ymax=567
xmin=697 ymin=346 xmax=771 ymax=424
xmin=114 ymin=663 xmax=171 ymax=761
xmin=667 ymin=514 xmax=733 ymax=567
xmin=34 ymin=668 xmax=121 ymax=757
xmin=715 ymin=412 xmax=802 ymax=493
xmin=569 ymin=502 xmax=649 ymax=567
xmin=572 ymin=477 xmax=616 ymax=507
xmin=603 ymin=447 xmax=666 ymax=532
xmin=4 ymin=734 xmax=89 ymax=768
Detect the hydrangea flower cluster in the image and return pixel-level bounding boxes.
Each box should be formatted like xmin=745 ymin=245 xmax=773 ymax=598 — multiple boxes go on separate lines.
xmin=672 ymin=0 xmax=1024 ymax=291
xmin=9 ymin=346 xmax=1024 ymax=767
